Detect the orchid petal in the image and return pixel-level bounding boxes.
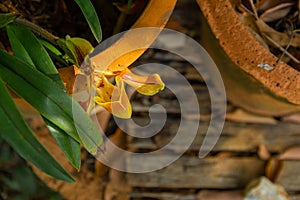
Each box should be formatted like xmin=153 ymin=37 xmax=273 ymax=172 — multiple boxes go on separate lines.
xmin=94 ymin=76 xmax=132 ymax=118
xmin=121 ymin=69 xmax=164 ymax=96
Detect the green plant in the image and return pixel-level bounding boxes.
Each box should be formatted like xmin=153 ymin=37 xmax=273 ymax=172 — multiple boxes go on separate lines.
xmin=0 ymin=0 xmax=103 ymax=182
xmin=0 ymin=140 xmax=64 ymax=199
xmin=0 ymin=0 xmax=165 ymax=184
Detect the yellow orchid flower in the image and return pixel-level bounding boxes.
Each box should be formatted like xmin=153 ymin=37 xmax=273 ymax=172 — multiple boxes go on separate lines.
xmin=69 ymin=38 xmax=165 ymax=119
xmin=121 ymin=68 xmax=165 ymax=96
xmin=93 ymin=67 xmax=164 ymax=119
xmin=94 ymin=76 xmax=132 ymax=119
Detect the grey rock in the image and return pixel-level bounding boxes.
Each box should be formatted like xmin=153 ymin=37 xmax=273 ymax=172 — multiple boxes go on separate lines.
xmin=244 ymin=177 xmax=290 ymax=200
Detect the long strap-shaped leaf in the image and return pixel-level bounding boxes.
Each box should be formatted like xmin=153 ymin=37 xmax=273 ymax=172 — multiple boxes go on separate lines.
xmin=7 ymin=25 xmax=63 ymax=87
xmin=74 ymin=0 xmax=102 ymax=43
xmin=0 ymin=78 xmax=74 ymax=182
xmin=0 ymin=50 xmax=102 ymax=155
xmin=7 ymin=24 xmax=81 ymax=169
xmin=45 ymin=119 xmax=81 ymax=170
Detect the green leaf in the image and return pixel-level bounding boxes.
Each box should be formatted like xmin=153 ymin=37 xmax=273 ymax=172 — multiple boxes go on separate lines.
xmin=6 ymin=24 xmax=63 ymax=87
xmin=57 ymin=36 xmax=94 ymax=67
xmin=39 ymin=38 xmax=69 ymax=67
xmin=57 ymin=38 xmax=76 ymax=64
xmin=66 ymin=36 xmax=94 ymax=67
xmin=0 ymin=50 xmax=103 ymax=155
xmin=7 ymin=27 xmax=34 ymax=66
xmin=0 ymin=78 xmax=74 ymax=182
xmin=1 ymin=164 xmax=37 ymax=195
xmin=0 ymin=13 xmax=18 ymax=29
xmin=45 ymin=119 xmax=81 ymax=170
xmin=38 ymin=39 xmax=62 ymax=56
xmin=73 ymin=0 xmax=102 ymax=42
xmin=7 ymin=25 xmax=81 ymax=169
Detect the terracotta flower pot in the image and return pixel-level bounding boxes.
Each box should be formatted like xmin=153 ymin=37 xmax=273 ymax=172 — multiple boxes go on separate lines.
xmin=196 ymin=0 xmax=300 ymax=116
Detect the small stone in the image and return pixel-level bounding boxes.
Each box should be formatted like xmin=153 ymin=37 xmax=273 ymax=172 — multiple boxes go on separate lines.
xmin=257 ymin=62 xmax=274 ymax=71
xmin=244 ymin=177 xmax=290 ymax=200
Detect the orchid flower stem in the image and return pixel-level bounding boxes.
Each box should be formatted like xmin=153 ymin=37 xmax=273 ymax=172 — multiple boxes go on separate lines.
xmin=13 ymin=18 xmax=59 ymax=45
xmin=113 ymin=11 xmax=127 ymax=34
xmin=113 ymin=0 xmax=132 ymax=34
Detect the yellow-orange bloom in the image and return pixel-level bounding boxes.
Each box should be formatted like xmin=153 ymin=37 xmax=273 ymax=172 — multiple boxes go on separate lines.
xmin=94 ymin=67 xmax=164 ymax=118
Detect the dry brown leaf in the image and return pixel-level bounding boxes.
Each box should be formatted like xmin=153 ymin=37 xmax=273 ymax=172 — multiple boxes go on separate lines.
xmin=226 ymin=109 xmax=277 ymax=124
xmin=260 ymin=2 xmax=294 ymax=22
xmin=258 ymin=144 xmax=271 ymax=160
xmin=240 ymin=13 xmax=269 ymax=49
xmin=279 ymin=146 xmax=300 ymax=160
xmin=240 ymin=12 xmax=260 ymax=32
xmin=197 ymin=190 xmax=243 ymax=200
xmin=263 ymin=34 xmax=300 ymax=63
xmin=256 ymin=19 xmax=300 ymax=47
xmin=216 ymin=152 xmax=235 ymax=158
xmin=281 ymin=112 xmax=300 ymax=123
xmin=256 ymin=0 xmax=295 ymax=13
xmin=266 ymin=157 xmax=281 ymax=181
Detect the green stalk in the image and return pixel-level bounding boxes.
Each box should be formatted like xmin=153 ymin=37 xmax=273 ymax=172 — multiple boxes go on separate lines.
xmin=113 ymin=11 xmax=128 ymax=34
xmin=13 ymin=18 xmax=59 ymax=44
xmin=113 ymin=0 xmax=132 ymax=34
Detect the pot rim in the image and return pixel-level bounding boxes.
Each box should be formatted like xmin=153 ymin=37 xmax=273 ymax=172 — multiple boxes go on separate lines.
xmin=197 ymin=0 xmax=300 ymax=105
